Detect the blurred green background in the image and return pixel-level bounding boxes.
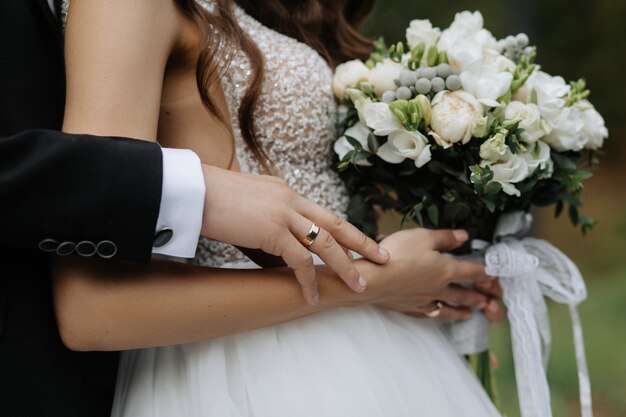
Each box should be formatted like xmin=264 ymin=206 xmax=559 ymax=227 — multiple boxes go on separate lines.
xmin=365 ymin=1 xmax=626 ymax=416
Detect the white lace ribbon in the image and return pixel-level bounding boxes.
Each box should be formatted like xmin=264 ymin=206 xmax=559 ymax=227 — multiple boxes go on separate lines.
xmin=482 ymin=213 xmax=593 ymax=417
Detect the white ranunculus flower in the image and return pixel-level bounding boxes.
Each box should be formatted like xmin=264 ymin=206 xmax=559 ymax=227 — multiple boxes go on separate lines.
xmin=483 ymin=49 xmax=516 ymax=73
xmin=482 ymin=151 xmax=530 ymax=197
xmin=505 ymin=101 xmax=551 ymax=143
xmin=542 ymin=106 xmax=585 ymax=152
xmin=522 ymin=70 xmax=571 ymax=124
xmin=332 ymin=60 xmax=370 ymax=99
xmin=479 ymin=133 xmax=508 ymax=161
xmin=362 ymin=101 xmax=404 ymax=136
xmin=437 ymin=11 xmax=499 ymax=70
xmin=429 ymin=91 xmax=484 ymax=148
xmin=368 ymin=59 xmax=403 ymax=97
xmin=460 ymin=61 xmax=513 ymax=107
xmin=333 ymin=122 xmax=373 ymax=166
xmin=377 ymin=129 xmax=432 ymax=168
xmin=406 ymin=19 xmax=441 ymax=51
xmin=576 ymin=100 xmax=608 ymax=150
xmin=448 ymin=10 xmax=485 ymax=33
xmin=521 ymin=141 xmax=553 ymax=177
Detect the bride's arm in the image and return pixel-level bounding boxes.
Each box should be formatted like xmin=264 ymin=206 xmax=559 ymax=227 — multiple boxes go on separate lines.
xmin=53 ymin=229 xmax=491 ymax=352
xmin=62 ymin=0 xmax=179 ymax=140
xmin=53 ymin=257 xmax=361 ymax=351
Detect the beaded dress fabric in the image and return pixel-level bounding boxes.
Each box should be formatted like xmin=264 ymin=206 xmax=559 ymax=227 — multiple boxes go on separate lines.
xmin=192 ymin=0 xmax=349 ymax=267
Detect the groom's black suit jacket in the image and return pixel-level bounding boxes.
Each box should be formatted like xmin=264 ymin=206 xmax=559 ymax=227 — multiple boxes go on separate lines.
xmin=0 ymin=1 xmax=166 ymax=416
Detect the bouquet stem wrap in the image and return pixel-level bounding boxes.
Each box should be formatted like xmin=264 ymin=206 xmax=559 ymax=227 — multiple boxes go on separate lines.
xmin=446 ymin=211 xmax=593 ymax=417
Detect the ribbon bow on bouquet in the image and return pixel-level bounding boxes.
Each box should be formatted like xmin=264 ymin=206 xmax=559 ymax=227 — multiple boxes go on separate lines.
xmin=447 ymin=211 xmax=593 ymax=417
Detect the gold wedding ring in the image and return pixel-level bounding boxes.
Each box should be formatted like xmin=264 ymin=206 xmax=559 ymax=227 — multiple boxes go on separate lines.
xmin=301 ymin=223 xmax=320 ymax=247
xmin=426 ymin=301 xmax=444 ymax=318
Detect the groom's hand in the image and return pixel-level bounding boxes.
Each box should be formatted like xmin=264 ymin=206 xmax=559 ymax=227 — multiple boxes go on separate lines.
xmin=200 ymin=165 xmax=389 ymax=305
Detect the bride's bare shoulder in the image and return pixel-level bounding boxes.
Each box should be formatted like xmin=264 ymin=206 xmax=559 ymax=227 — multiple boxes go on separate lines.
xmin=63 ymin=0 xmax=181 ymax=46
xmin=62 ymin=0 xmax=185 ymax=140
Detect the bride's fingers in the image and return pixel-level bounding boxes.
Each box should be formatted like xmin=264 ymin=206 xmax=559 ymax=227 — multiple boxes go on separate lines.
xmin=278 ymin=235 xmax=319 ymax=305
xmin=448 ymin=259 xmax=490 ymax=284
xmin=289 ymin=214 xmax=366 ymax=294
xmin=297 ymin=199 xmax=389 ymax=265
xmin=476 ymin=278 xmax=503 ymax=299
xmin=483 ymin=299 xmax=504 ymax=323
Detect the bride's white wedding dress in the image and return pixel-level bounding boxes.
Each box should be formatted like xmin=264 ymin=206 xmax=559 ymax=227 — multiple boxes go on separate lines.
xmin=64 ymin=1 xmax=502 ymax=416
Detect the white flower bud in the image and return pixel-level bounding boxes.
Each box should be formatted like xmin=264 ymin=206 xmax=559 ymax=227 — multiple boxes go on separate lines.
xmin=406 ymin=19 xmax=441 ymax=52
xmin=333 ymin=60 xmax=370 ymax=99
xmin=368 ymin=59 xmax=404 ymax=97
xmin=362 ymin=101 xmax=404 ymax=136
xmin=479 ymin=133 xmax=508 ymax=161
xmin=334 ymin=122 xmax=373 ymax=166
xmin=504 ymin=101 xmax=550 ymax=144
xmin=481 ymin=151 xmax=530 ymax=197
xmin=377 ymin=129 xmax=432 ymax=167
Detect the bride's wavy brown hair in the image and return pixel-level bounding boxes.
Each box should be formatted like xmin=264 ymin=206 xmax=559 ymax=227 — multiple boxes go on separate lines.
xmin=175 ymin=0 xmax=375 ymax=172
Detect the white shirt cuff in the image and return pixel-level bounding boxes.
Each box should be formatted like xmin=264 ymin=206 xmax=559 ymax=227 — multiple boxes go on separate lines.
xmin=152 ymin=148 xmax=205 ymax=258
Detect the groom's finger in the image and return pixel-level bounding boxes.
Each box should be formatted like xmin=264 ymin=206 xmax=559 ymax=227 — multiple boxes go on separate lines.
xmin=278 ymin=235 xmax=319 ymax=305
xmin=297 ymin=199 xmax=389 ymax=265
xmin=290 ymin=214 xmax=366 ymax=294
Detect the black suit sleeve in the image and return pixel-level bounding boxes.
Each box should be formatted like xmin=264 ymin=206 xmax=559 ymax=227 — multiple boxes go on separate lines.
xmin=0 ymin=130 xmax=163 ymax=262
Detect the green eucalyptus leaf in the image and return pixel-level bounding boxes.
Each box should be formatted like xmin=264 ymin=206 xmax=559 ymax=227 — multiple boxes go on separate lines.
xmin=551 ymin=153 xmax=578 ymax=172
xmin=427 ymin=204 xmax=439 ymax=226
xmin=345 ymin=135 xmax=363 ymax=150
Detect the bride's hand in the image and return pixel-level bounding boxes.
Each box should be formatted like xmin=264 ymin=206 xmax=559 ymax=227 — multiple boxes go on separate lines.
xmin=355 ymin=228 xmax=497 ymax=320
xmin=200 ymin=165 xmax=389 ymax=305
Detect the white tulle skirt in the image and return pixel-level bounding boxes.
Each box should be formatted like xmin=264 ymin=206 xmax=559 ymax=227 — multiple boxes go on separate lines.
xmin=111 ymin=263 xmax=501 ymax=417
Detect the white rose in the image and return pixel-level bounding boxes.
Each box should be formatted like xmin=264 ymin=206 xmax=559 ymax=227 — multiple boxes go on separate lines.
xmin=332 ymin=60 xmax=370 ymax=99
xmin=505 ymin=101 xmax=551 ymax=143
xmin=437 ymin=11 xmax=499 ymax=70
xmin=368 ymin=59 xmax=403 ymax=97
xmin=483 ymin=49 xmax=516 ymax=73
xmin=377 ymin=129 xmax=432 ymax=168
xmin=406 ymin=19 xmax=441 ymax=51
xmin=362 ymin=101 xmax=404 ymax=136
xmin=479 ymin=133 xmax=508 ymax=161
xmin=460 ymin=61 xmax=513 ymax=107
xmin=524 ymin=70 xmax=570 ymax=124
xmin=576 ymin=100 xmax=608 ymax=150
xmin=482 ymin=151 xmax=530 ymax=197
xmin=448 ymin=10 xmax=485 ymax=33
xmin=521 ymin=141 xmax=553 ymax=177
xmin=542 ymin=106 xmax=585 ymax=152
xmin=333 ymin=122 xmax=373 ymax=166
xmin=429 ymin=90 xmax=484 ymax=148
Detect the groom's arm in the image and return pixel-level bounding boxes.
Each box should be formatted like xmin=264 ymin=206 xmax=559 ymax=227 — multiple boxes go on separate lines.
xmin=0 ymin=130 xmax=205 ymax=262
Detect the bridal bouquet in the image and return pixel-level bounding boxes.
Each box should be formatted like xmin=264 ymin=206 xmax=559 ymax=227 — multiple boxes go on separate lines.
xmin=332 ymin=11 xmax=607 ymax=417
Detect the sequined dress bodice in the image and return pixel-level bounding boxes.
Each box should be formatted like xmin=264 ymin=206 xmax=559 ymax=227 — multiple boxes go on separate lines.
xmin=192 ymin=1 xmax=349 ymax=266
